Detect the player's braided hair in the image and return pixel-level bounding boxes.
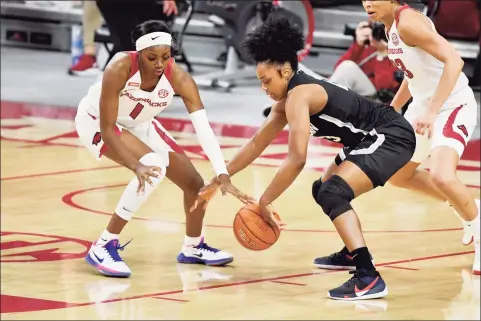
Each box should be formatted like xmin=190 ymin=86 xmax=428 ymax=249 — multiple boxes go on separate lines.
xmin=242 ymin=13 xmax=304 ymax=71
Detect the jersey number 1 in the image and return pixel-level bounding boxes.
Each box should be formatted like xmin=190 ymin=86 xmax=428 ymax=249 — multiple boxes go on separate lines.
xmin=130 ymin=103 xmax=144 ymax=119
xmin=391 ymin=58 xmax=414 ymax=79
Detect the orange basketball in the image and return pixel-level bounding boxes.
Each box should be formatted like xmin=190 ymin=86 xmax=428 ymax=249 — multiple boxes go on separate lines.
xmin=233 ymin=203 xmax=281 ymax=251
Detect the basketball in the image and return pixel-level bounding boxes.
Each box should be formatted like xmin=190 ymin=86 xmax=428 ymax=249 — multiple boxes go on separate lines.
xmin=233 ymin=203 xmax=282 ymax=251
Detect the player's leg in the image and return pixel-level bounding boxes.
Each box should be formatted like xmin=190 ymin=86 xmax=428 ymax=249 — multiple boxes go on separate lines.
xmin=316 ymin=118 xmax=416 ymax=300
xmin=387 ymin=101 xmax=476 ymax=246
xmin=165 ymin=151 xmax=234 ymax=266
xmin=427 ymin=102 xmax=479 ymax=274
xmin=86 ymin=129 xmax=167 ymax=277
xmin=142 ymin=119 xmax=233 ymax=266
xmin=315 ymin=160 xmax=387 ymax=300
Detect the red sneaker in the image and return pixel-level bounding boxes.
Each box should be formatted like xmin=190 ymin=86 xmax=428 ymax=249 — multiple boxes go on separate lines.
xmin=68 ymin=54 xmax=98 ymax=76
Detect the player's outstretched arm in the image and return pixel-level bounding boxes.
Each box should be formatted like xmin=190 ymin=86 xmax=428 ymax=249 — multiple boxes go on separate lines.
xmin=259 ymin=88 xmax=310 ymax=207
xmin=169 ymin=60 xmax=229 ymax=179
xmin=226 ymin=101 xmax=288 ymax=177
xmin=170 ymin=61 xmax=253 ymax=204
xmin=189 ymin=101 xmax=288 ymax=212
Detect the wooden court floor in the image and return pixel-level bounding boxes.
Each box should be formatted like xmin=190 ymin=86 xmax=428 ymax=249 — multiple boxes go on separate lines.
xmin=1 ymin=101 xmax=480 ymax=320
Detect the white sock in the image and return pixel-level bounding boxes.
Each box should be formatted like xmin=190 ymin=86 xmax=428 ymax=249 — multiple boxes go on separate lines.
xmin=184 ymin=235 xmax=202 ymax=247
xmin=114 ymin=153 xmax=166 ymax=220
xmin=467 ymin=213 xmax=480 ymax=239
xmin=97 ymin=230 xmax=119 ymax=246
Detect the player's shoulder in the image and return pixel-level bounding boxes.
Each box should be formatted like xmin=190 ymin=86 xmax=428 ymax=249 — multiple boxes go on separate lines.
xmin=104 ymin=52 xmax=132 ymax=75
xmin=397 ymin=7 xmax=430 ymax=32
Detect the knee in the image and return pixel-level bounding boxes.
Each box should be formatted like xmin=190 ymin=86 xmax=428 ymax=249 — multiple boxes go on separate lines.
xmin=140 ymin=153 xmax=167 ymax=180
xmin=336 ymin=60 xmax=357 ymax=71
xmin=184 ymin=172 xmax=205 ymax=196
xmin=430 ymin=169 xmax=456 ymax=190
xmin=314 ymin=175 xmax=355 ymax=221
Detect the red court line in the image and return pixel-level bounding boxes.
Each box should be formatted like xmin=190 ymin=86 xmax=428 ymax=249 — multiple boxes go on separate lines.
xmin=60 ymin=183 xmax=471 ymax=234
xmin=270 ymin=280 xmax=307 ymax=286
xmin=383 ymin=265 xmax=420 ymax=271
xmin=1 ymin=165 xmax=121 ymax=181
xmin=94 ymin=249 xmax=474 ymax=305
xmin=151 ymin=296 xmax=189 ymax=303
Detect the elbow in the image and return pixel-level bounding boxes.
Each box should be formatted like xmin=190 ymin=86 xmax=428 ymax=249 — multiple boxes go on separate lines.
xmin=289 ymin=155 xmax=306 ymax=170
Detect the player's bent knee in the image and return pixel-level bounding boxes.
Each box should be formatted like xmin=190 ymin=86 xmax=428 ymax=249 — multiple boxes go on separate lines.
xmin=114 ymin=152 xmax=166 ymax=221
xmin=184 ymin=172 xmax=205 ymax=196
xmin=315 ymin=175 xmax=355 ymax=221
xmin=429 ymin=169 xmax=457 ymax=190
xmin=312 ymin=177 xmax=323 ymax=201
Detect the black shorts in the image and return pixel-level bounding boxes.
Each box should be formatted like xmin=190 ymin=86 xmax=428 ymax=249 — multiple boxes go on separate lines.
xmin=334 ymin=116 xmax=416 ymax=188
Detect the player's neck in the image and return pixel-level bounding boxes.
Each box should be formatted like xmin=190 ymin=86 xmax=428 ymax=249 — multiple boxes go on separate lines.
xmin=382 ymin=4 xmax=399 ymax=33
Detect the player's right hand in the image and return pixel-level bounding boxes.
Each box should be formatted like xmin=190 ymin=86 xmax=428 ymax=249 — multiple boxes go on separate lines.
xmin=134 ymin=163 xmax=162 ymax=195
xmin=190 ymin=176 xmax=220 ymax=212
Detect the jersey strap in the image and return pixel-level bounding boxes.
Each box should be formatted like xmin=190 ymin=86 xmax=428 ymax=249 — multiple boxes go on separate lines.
xmin=124 ymin=51 xmax=140 ymax=78
xmin=395 ymin=4 xmax=410 ymax=25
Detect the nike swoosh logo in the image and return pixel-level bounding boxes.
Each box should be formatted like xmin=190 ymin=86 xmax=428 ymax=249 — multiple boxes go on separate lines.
xmin=122 ymin=207 xmax=132 ymax=212
xmin=355 ymin=276 xmax=379 ymax=297
xmin=93 ymin=252 xmax=104 ymax=263
xmin=151 ymin=36 xmax=160 ymax=40
xmin=193 ymin=252 xmax=203 ymax=258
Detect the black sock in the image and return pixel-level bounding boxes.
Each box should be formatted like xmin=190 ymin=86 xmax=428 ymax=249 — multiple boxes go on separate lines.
xmin=351 ymin=247 xmax=375 ymax=271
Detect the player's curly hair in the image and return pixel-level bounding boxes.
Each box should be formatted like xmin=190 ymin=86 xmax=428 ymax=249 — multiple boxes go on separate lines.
xmin=242 ymin=14 xmax=304 ymax=71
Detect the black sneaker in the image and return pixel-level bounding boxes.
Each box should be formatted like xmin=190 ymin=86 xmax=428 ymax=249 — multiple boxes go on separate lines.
xmin=328 ymin=269 xmax=388 ymax=300
xmin=314 ymin=247 xmax=373 ymax=270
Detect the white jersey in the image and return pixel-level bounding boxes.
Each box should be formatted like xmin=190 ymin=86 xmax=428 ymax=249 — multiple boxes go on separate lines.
xmin=78 ymin=51 xmax=175 ymax=128
xmin=387 ymin=5 xmax=469 ymax=104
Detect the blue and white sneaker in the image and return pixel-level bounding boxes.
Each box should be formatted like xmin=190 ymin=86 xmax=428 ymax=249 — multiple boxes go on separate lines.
xmin=85 ymin=239 xmax=132 ymax=277
xmin=177 ymin=239 xmax=234 ymax=266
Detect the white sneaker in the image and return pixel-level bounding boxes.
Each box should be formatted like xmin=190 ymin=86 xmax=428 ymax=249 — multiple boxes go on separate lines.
xmin=452 ymin=204 xmax=474 ymax=246
xmin=85 ymin=239 xmax=132 ymax=277
xmin=176 ymin=238 xmax=234 ymax=266
xmin=473 ymin=237 xmax=480 ymax=275
xmin=472 ymin=199 xmax=480 ymax=275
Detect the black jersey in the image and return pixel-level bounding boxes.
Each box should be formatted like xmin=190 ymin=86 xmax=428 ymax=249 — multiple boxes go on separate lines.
xmin=287 ymin=70 xmax=400 ymax=148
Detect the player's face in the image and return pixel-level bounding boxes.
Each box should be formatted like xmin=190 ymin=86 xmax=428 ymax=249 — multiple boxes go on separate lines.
xmin=139 ymin=45 xmax=172 ymax=77
xmin=256 ymin=63 xmax=289 ymax=101
xmin=362 ymin=0 xmax=396 ymax=22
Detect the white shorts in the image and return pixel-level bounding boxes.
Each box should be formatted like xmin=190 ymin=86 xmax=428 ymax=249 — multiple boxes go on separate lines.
xmin=404 ymin=86 xmax=478 ymax=163
xmin=75 ymin=110 xmax=179 ymax=167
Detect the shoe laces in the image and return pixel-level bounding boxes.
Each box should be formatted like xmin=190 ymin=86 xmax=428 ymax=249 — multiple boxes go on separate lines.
xmin=328 ymin=248 xmax=350 ymax=261
xmin=104 ymin=239 xmax=132 ymax=262
xmin=196 ymin=242 xmax=220 ymax=254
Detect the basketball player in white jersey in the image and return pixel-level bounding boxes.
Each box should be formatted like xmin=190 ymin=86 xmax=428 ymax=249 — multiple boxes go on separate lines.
xmin=75 ymin=20 xmax=253 ymax=277
xmin=362 ymin=0 xmax=479 ymax=274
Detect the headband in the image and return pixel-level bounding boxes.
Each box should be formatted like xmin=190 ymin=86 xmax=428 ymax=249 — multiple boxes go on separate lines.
xmin=135 ymin=32 xmax=172 ymax=51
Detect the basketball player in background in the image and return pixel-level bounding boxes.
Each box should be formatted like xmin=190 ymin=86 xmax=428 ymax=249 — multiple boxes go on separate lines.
xmin=193 ymin=15 xmax=418 ymax=300
xmin=75 ymin=20 xmax=252 ymax=277
xmin=314 ymin=0 xmax=480 ymax=276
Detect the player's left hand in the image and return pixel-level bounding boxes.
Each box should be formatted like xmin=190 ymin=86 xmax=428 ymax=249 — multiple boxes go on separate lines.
xmin=414 ymin=111 xmax=437 ymax=138
xmin=218 ymin=174 xmax=257 ymax=204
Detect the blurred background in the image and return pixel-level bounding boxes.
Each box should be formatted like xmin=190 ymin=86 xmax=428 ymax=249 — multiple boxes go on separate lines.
xmin=1 ymin=0 xmax=480 ymax=128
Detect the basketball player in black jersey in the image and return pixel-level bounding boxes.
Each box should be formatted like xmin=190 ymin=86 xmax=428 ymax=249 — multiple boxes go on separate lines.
xmin=191 ymin=15 xmax=416 ymax=300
